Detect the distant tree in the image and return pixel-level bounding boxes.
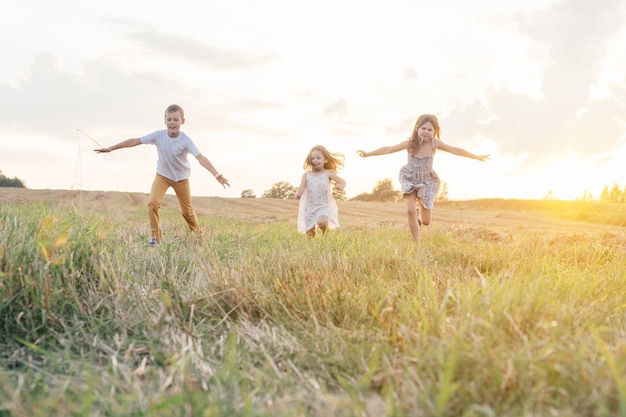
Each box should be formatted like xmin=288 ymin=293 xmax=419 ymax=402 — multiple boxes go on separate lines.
xmin=351 ymin=178 xmax=400 ymax=202
xmin=577 ymin=188 xmax=594 ymax=202
xmin=596 ymin=183 xmax=626 ymax=203
xmin=543 ymin=190 xmax=555 ymax=200
xmin=436 ymin=182 xmax=449 ymax=202
xmin=609 ymin=183 xmax=623 ymax=203
xmin=262 ymin=181 xmax=297 ymax=199
xmin=0 ymin=170 xmax=26 ymax=188
xmin=240 ymin=189 xmax=256 ymax=198
xmin=599 ymin=185 xmax=611 ymax=202
xmin=372 ymin=178 xmax=400 ymax=202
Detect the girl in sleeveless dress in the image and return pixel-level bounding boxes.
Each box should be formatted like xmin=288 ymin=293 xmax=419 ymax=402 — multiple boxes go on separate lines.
xmin=357 ymin=114 xmax=489 ymax=245
xmin=296 ymin=145 xmax=347 ymax=238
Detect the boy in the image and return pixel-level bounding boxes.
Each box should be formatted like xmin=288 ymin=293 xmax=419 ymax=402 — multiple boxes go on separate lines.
xmin=95 ymin=104 xmax=229 ymax=246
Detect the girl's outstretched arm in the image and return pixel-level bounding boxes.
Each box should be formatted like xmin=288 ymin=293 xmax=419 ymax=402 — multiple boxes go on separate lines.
xmin=357 ymin=141 xmax=407 ymax=157
xmin=435 ymin=140 xmax=490 ymax=161
xmin=295 ymin=173 xmax=307 ymax=199
xmin=94 ymin=138 xmax=141 ymax=153
xmin=327 ymin=170 xmax=346 ymax=191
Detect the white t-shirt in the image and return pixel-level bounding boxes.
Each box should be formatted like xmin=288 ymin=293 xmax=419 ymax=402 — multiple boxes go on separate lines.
xmin=141 ymin=130 xmax=201 ymax=181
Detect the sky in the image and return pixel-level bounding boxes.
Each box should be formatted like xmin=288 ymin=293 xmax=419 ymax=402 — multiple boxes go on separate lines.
xmin=1 ymin=0 xmax=626 ymax=201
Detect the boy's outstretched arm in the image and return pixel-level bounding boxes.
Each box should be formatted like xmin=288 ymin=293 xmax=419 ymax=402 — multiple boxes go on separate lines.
xmin=196 ymin=154 xmax=230 ymax=188
xmin=94 ymin=138 xmax=142 ymax=153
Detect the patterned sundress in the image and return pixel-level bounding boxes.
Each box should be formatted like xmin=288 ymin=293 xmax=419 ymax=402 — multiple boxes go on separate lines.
xmin=297 ymin=171 xmax=339 ymax=233
xmin=399 ymin=139 xmax=440 ymax=209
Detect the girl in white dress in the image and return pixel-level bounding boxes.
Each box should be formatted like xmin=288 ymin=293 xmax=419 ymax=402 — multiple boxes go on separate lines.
xmin=296 ymin=145 xmax=347 ymax=238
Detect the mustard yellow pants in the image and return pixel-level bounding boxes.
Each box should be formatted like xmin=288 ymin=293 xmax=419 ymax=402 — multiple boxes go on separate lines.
xmin=147 ymin=174 xmax=199 ymax=241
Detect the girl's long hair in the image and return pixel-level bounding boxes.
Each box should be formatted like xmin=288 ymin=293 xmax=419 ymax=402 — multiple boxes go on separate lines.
xmin=409 ymin=114 xmax=441 ymax=154
xmin=303 ymin=145 xmax=345 ymax=171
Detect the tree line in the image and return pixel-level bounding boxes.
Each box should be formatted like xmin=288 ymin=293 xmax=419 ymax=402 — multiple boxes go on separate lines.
xmin=2 ymin=168 xmax=624 ymax=203
xmin=243 ymin=178 xmax=449 ymax=202
xmin=256 ymin=179 xmax=626 ymax=204
xmin=0 ymin=170 xmax=26 ymax=188
xmin=577 ymin=183 xmax=626 ymax=203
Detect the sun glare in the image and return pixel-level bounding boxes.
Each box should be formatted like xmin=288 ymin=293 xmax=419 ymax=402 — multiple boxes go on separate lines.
xmin=531 ymin=147 xmax=626 ymax=200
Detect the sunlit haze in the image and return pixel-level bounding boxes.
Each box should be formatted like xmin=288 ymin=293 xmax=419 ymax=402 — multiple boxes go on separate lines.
xmin=1 ymin=0 xmax=625 ymax=201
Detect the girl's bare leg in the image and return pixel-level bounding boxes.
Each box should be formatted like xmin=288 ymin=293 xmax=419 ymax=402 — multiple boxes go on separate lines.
xmin=418 ymin=200 xmax=432 ymax=226
xmin=306 ymin=228 xmax=316 ymax=239
xmin=404 ymin=193 xmax=420 ymax=244
xmin=317 ymin=216 xmax=329 ymax=235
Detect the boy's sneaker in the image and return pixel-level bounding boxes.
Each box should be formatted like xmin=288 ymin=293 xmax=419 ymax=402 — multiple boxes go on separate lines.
xmin=147 ymin=238 xmax=159 ymax=247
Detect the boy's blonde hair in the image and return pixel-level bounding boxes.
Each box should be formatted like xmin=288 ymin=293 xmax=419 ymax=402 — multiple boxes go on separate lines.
xmin=303 ymin=145 xmax=345 ymax=171
xmin=165 ymin=104 xmax=185 ymax=118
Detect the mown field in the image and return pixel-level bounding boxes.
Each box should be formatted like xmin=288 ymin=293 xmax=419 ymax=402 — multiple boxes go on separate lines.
xmin=1 ymin=188 xmax=625 ymax=416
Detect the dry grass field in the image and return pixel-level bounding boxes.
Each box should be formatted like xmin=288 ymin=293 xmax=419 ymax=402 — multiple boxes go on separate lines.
xmin=1 ymin=187 xmax=621 ymax=234
xmin=1 ymin=187 xmax=625 ymax=417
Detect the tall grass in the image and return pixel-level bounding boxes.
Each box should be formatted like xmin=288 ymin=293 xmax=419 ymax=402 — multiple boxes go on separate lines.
xmin=0 ymin=200 xmax=624 ymax=416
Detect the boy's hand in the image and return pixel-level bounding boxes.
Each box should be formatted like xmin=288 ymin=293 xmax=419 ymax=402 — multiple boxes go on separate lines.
xmin=216 ymin=176 xmax=230 ymax=188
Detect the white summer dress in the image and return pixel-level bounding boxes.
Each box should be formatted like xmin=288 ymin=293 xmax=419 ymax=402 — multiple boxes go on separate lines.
xmin=297 ymin=171 xmax=339 ymax=233
xmin=398 ymin=139 xmax=441 ymax=209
